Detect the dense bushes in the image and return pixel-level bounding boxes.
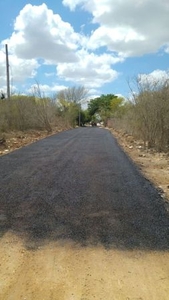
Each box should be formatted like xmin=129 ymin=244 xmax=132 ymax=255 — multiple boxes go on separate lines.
xmin=132 ymin=86 xmax=169 ymax=151
xmin=0 ymin=96 xmax=57 ymax=132
xmin=109 ymin=79 xmax=169 ymax=152
xmin=1 ymin=79 xmax=169 ymax=153
xmin=0 ymin=94 xmax=80 ymax=134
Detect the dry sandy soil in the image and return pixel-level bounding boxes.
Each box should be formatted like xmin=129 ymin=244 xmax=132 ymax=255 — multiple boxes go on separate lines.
xmin=1 ymin=233 xmax=169 ymax=300
xmin=0 ymin=128 xmax=66 ymax=156
xmin=0 ymin=128 xmax=169 ymax=300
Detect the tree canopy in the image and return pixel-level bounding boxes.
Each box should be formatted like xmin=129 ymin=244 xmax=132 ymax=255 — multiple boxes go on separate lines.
xmin=56 ymin=86 xmax=88 ymax=104
xmin=88 ymin=94 xmax=124 ymax=125
xmin=88 ymin=94 xmax=117 ymax=115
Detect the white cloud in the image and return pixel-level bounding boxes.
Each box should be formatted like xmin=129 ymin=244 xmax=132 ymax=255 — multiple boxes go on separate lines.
xmin=6 ymin=3 xmax=80 ymax=63
xmin=0 ymin=3 xmax=82 ymax=92
xmin=165 ymin=44 xmax=169 ymax=54
xmin=45 ymin=73 xmax=55 ymax=77
xmin=0 ymin=50 xmax=6 ymax=82
xmin=115 ymin=93 xmax=125 ymax=99
xmin=1 ymin=3 xmax=122 ymax=91
xmin=128 ymin=70 xmax=169 ymax=97
xmin=10 ymin=56 xmax=39 ymax=82
xmin=28 ymin=84 xmax=68 ymax=95
xmin=138 ymin=70 xmax=169 ymax=87
xmin=63 ymin=0 xmax=86 ymax=11
xmin=86 ymin=26 xmax=146 ymax=57
xmin=88 ymin=88 xmax=100 ymax=95
xmin=0 ymin=49 xmax=39 ymax=87
xmin=63 ymin=0 xmax=169 ymax=56
xmin=57 ymin=50 xmax=120 ymax=87
xmin=5 ymin=2 xmax=166 ymax=94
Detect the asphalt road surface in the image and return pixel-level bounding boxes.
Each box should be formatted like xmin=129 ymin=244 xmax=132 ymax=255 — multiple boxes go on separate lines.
xmin=0 ymin=127 xmax=169 ymax=250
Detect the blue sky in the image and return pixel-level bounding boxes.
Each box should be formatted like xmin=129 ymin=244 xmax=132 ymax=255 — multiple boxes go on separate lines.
xmin=0 ymin=0 xmax=169 ymax=100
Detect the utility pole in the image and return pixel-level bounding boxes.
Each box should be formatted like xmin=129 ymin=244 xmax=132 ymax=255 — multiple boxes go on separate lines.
xmin=5 ymin=44 xmax=10 ymax=99
xmin=78 ymin=103 xmax=81 ymax=126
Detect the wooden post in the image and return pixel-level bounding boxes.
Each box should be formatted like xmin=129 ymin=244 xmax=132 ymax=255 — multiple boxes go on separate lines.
xmin=78 ymin=103 xmax=81 ymax=126
xmin=5 ymin=44 xmax=10 ymax=99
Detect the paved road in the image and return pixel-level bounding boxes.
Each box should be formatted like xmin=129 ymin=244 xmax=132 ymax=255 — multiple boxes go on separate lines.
xmin=0 ymin=127 xmax=169 ymax=250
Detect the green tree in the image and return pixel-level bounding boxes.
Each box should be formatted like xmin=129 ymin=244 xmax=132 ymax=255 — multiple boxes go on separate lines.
xmin=110 ymin=97 xmax=124 ymax=115
xmin=88 ymin=94 xmax=118 ymax=125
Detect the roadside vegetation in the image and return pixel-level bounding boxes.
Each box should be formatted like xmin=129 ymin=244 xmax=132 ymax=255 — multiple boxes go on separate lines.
xmin=104 ymin=77 xmax=169 ymax=153
xmin=0 ymin=85 xmax=88 ymax=134
xmin=1 ymin=75 xmax=169 ymax=154
xmin=87 ymin=76 xmax=169 ymax=153
xmin=0 ymin=84 xmax=89 ymax=152
xmin=88 ymin=94 xmax=125 ymax=126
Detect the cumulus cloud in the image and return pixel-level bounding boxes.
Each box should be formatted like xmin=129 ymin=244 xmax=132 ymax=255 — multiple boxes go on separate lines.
xmin=28 ymin=84 xmax=67 ymax=95
xmin=138 ymin=70 xmax=169 ymax=87
xmin=7 ymin=3 xmax=79 ymax=63
xmin=63 ymin=0 xmax=85 ymax=11
xmin=165 ymin=45 xmax=169 ymax=54
xmin=63 ymin=0 xmax=169 ymax=56
xmin=0 ymin=3 xmax=122 ymax=92
xmin=57 ymin=50 xmax=120 ymax=87
xmin=0 ymin=49 xmax=39 ymax=87
xmin=0 ymin=50 xmax=6 ymax=82
xmin=6 ymin=1 xmax=168 ymax=94
xmin=10 ymin=56 xmax=39 ymax=82
xmin=1 ymin=2 xmax=80 ymax=92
